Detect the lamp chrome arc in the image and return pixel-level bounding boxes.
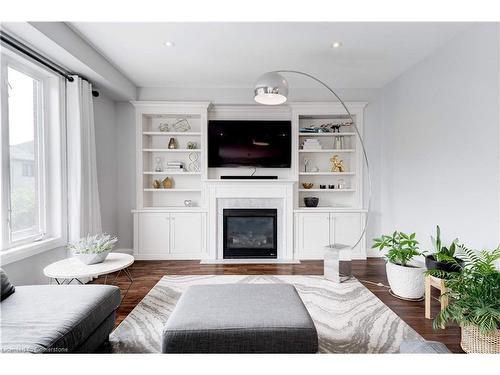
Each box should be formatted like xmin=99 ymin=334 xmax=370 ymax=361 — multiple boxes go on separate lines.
xmin=253 ymin=70 xmax=372 ymax=250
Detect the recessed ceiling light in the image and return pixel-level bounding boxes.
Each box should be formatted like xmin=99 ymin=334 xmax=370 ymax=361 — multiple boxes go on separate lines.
xmin=331 ymin=41 xmax=343 ymax=49
xmin=164 ymin=41 xmax=175 ymax=47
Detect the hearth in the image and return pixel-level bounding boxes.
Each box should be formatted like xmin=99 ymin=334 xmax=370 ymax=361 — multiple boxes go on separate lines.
xmin=223 ymin=209 xmax=277 ymax=259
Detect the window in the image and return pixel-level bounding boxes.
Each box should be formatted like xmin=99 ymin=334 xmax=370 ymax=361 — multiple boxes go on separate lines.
xmin=1 ymin=49 xmax=66 ymax=252
xmin=6 ymin=66 xmax=44 ymax=243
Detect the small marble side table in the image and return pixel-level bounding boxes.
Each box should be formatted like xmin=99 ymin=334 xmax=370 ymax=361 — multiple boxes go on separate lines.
xmin=324 ymin=244 xmax=352 ymax=283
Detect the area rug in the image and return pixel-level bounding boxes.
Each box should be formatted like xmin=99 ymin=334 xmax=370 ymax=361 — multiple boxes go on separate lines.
xmin=109 ymin=275 xmax=423 ymax=353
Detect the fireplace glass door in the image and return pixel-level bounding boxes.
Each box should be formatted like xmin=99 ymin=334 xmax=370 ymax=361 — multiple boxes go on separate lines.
xmin=223 ymin=209 xmax=277 ymax=259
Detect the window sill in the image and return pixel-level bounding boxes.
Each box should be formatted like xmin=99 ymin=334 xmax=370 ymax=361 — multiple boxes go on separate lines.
xmin=0 ymin=237 xmax=67 ymax=266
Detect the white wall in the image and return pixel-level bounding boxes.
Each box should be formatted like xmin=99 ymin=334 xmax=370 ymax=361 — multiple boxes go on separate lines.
xmin=94 ymin=94 xmax=118 ymax=237
xmin=115 ymin=102 xmax=136 ymax=249
xmin=379 ymin=23 xmax=500 ymax=251
xmin=2 ymin=247 xmax=67 ymax=285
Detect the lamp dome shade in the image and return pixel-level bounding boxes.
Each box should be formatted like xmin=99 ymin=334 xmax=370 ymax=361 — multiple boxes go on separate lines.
xmin=254 ymin=72 xmax=289 ymax=105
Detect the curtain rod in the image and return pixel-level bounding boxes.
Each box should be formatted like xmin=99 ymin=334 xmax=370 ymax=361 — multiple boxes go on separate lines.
xmin=0 ymin=31 xmax=100 ymax=97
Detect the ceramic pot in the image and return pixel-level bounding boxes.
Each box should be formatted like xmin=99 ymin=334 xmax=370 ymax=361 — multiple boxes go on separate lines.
xmin=386 ymin=261 xmax=425 ymax=299
xmin=304 ymin=197 xmax=319 ymax=207
xmin=75 ymin=250 xmax=111 ymax=265
xmin=425 ymin=255 xmax=464 ymax=273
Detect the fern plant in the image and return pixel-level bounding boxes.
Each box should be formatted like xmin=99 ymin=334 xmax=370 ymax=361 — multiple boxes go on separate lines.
xmin=372 ymin=231 xmax=423 ymax=267
xmin=428 ymin=244 xmax=500 ymax=333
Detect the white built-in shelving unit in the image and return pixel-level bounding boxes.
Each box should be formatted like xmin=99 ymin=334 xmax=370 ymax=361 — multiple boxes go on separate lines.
xmin=131 ymin=101 xmax=367 ymax=261
xmin=292 ymin=103 xmax=365 ymax=210
xmin=134 ymin=102 xmax=210 ymax=210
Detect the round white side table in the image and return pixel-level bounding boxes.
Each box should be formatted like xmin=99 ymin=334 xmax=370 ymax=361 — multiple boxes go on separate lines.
xmin=43 ymin=253 xmax=135 ymax=301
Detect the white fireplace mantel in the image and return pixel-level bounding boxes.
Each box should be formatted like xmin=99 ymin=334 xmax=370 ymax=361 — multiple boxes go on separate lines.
xmin=204 ymin=180 xmax=295 ymax=262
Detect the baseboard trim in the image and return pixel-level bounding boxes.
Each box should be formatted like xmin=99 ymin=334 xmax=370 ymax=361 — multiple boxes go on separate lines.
xmin=199 ymin=259 xmax=301 ymax=264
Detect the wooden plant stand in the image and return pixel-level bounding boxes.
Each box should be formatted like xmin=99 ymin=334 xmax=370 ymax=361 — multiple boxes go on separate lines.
xmin=425 ymin=275 xmax=449 ymax=329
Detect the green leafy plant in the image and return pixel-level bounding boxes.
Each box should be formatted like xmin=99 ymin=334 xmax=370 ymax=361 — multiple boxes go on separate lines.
xmin=428 ymin=244 xmax=500 ymax=333
xmin=68 ymin=233 xmax=117 ymax=254
xmin=430 ymin=225 xmax=459 ymax=263
xmin=372 ymin=231 xmax=423 ymax=267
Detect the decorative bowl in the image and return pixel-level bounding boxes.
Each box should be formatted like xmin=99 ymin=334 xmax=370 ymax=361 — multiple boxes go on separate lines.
xmin=75 ymin=250 xmax=111 ymax=265
xmin=304 ymin=197 xmax=319 ymax=207
xmin=302 ymin=182 xmax=314 ymax=189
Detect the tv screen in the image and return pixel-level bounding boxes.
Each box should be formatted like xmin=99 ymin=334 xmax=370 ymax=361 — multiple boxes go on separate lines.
xmin=208 ymin=120 xmax=292 ymax=168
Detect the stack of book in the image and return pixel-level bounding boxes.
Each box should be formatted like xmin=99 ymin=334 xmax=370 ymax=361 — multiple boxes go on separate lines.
xmin=302 ymin=139 xmax=322 ymax=150
xmin=165 ymin=161 xmax=185 ymax=172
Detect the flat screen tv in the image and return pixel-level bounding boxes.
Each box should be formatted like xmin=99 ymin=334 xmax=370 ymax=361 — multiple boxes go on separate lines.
xmin=208 ymin=120 xmax=292 ymax=168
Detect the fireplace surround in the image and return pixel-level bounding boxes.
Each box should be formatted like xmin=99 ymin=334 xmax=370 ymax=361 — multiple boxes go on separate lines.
xmin=223 ymin=209 xmax=278 ymax=259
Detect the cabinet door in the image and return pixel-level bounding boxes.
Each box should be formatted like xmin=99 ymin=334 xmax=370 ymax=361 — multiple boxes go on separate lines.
xmin=138 ymin=213 xmax=170 ymax=254
xmin=331 ymin=213 xmax=365 ymax=259
xmin=170 ymin=212 xmax=204 ymax=256
xmin=296 ymin=213 xmax=331 ymax=259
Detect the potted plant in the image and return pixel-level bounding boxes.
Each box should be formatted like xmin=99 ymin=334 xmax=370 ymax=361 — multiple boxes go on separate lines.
xmin=429 ymin=245 xmax=500 ymax=353
xmin=69 ymin=233 xmax=118 ymax=265
xmin=372 ymin=231 xmax=426 ymax=300
xmin=425 ymin=225 xmax=464 ymax=272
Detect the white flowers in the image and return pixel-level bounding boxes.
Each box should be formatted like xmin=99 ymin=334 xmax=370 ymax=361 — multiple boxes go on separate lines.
xmin=68 ymin=233 xmax=118 ymax=254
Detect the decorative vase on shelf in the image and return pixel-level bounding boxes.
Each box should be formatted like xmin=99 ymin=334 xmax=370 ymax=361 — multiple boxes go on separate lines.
xmin=162 ymin=177 xmax=173 ymax=189
xmin=153 ymin=180 xmax=161 ymax=189
xmin=304 ymin=197 xmax=319 ymax=207
xmin=334 ymin=136 xmax=344 ymax=150
xmin=168 ymin=137 xmax=177 ymax=149
xmin=154 ymin=157 xmax=163 ymax=172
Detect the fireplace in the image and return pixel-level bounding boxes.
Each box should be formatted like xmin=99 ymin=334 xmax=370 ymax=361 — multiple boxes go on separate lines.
xmin=223 ymin=209 xmax=278 ymax=259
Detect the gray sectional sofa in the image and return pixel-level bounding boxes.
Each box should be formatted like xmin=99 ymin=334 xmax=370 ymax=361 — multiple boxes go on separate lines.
xmin=0 ymin=268 xmax=120 ymax=353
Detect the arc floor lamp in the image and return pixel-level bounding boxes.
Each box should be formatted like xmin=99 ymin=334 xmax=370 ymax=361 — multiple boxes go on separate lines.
xmin=254 ymin=70 xmax=371 ymax=251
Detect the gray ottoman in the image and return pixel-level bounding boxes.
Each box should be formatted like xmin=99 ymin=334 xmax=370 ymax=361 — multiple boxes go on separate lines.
xmin=162 ymin=283 xmax=318 ymax=353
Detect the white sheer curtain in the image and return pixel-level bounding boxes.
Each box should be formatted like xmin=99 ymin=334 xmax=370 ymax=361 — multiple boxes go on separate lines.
xmin=66 ymin=75 xmax=102 ymax=242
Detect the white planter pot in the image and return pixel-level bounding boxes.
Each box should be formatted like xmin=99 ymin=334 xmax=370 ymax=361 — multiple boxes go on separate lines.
xmin=75 ymin=250 xmax=111 ymax=265
xmin=386 ymin=261 xmax=425 ymax=299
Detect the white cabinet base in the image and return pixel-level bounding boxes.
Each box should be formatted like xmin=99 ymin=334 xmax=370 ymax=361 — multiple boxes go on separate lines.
xmin=295 ymin=212 xmax=366 ymax=260
xmin=133 ymin=211 xmax=206 ymax=260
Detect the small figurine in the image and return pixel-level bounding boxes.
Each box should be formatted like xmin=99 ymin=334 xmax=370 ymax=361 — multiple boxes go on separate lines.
xmin=153 ymin=180 xmax=161 ymax=189
xmin=304 ymin=159 xmax=311 ymax=172
xmin=330 ymin=155 xmax=344 ymax=172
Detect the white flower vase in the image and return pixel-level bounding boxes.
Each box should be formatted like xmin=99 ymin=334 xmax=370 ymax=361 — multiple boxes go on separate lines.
xmin=75 ymin=250 xmax=112 ymax=265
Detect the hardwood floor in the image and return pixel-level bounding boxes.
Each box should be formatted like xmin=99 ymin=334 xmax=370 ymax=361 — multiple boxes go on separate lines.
xmin=99 ymin=258 xmax=463 ymax=353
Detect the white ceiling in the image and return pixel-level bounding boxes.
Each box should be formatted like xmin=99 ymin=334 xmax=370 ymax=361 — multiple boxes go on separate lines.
xmin=70 ymin=22 xmax=471 ymax=89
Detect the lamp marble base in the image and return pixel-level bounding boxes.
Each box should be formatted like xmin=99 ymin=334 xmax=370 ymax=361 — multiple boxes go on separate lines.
xmin=324 ymin=244 xmax=352 ymax=283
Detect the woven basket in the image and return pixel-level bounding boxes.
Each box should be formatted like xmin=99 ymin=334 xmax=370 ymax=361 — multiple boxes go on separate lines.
xmin=461 ymin=325 xmax=500 ymax=353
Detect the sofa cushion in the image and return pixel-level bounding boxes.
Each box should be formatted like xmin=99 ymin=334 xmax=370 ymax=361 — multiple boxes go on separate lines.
xmin=162 ymin=283 xmax=318 ymax=353
xmin=0 ymin=284 xmax=120 ymax=353
xmin=0 ymin=268 xmax=15 ymax=301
